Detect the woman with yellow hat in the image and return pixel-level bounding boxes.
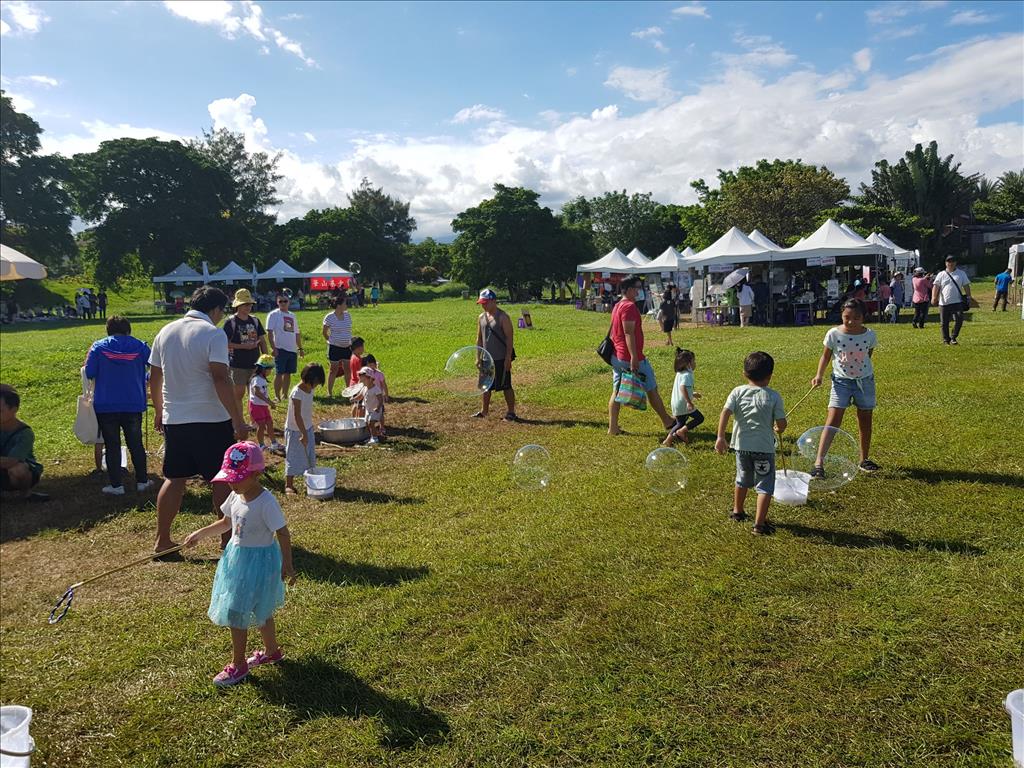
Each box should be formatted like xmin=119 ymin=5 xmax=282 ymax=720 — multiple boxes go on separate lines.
xmin=224 ymin=289 xmax=269 ymax=412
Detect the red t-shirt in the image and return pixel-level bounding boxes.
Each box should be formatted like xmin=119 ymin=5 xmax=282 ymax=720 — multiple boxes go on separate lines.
xmin=349 ymin=353 xmax=363 ymax=385
xmin=611 ymin=299 xmax=644 ymax=362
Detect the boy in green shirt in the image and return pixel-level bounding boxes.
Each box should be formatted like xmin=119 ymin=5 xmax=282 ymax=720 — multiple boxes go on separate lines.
xmin=0 ymin=384 xmax=47 ymax=502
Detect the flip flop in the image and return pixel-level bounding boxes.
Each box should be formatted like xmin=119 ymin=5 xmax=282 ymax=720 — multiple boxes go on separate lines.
xmin=471 ymin=411 xmax=486 ymax=418
xmin=27 ymin=491 xmax=50 ymax=503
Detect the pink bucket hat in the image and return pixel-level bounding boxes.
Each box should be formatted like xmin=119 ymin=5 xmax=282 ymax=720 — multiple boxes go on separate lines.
xmin=212 ymin=441 xmax=266 ymax=483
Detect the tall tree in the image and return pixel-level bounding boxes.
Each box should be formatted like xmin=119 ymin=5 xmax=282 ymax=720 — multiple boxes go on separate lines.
xmin=347 ymin=178 xmax=416 ymax=291
xmin=973 ymin=169 xmax=1024 ymax=224
xmin=403 ymin=237 xmax=452 ymax=282
xmin=0 ymin=92 xmax=75 ymax=271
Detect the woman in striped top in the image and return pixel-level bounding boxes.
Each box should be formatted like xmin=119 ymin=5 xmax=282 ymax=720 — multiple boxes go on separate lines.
xmin=321 ymin=294 xmax=353 ymax=397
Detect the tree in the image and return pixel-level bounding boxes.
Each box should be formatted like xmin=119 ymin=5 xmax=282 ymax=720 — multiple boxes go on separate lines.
xmin=973 ymin=169 xmax=1024 ymax=224
xmin=403 ymin=237 xmax=452 ymax=279
xmin=0 ymin=92 xmax=75 ymax=271
xmin=676 ymin=202 xmax=721 ymax=251
xmin=347 ymin=178 xmax=416 ymax=292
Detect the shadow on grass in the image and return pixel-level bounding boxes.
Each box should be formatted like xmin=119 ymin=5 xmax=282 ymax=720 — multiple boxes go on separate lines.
xmin=292 ymin=545 xmax=429 ymax=586
xmin=252 ymin=656 xmax=450 ymax=748
xmin=513 ymin=416 xmax=608 ymax=429
xmin=333 ymin=486 xmax=422 ymax=505
xmin=899 ymin=467 xmax=1024 ymax=489
xmin=776 ymin=523 xmax=985 ymax=556
xmin=388 ymin=396 xmax=430 ymax=404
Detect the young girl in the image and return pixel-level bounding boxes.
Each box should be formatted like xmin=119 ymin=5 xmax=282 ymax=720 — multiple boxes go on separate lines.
xmin=284 ymin=363 xmax=326 ymax=495
xmin=358 ymin=367 xmax=384 ymax=445
xmin=183 ymin=442 xmax=296 ymax=687
xmin=363 ymin=354 xmax=389 ymax=436
xmin=663 ymin=348 xmax=704 ymax=447
xmin=810 ymin=298 xmax=880 ymax=475
xmin=248 ymin=355 xmax=281 ymax=452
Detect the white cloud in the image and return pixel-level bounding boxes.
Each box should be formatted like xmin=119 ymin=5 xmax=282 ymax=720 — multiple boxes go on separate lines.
xmin=566 ymin=67 xmax=578 ymax=77
xmin=604 ymin=66 xmax=677 ymax=103
xmin=451 ymin=104 xmax=507 ymax=124
xmin=26 ymin=74 xmax=58 ymax=86
xmin=632 ymin=26 xmax=663 ymax=39
xmin=7 ymin=93 xmax=35 ymax=112
xmin=653 ymin=40 xmax=670 ymax=53
xmin=39 ymin=120 xmax=183 ymax=157
xmin=875 ymin=24 xmax=925 ymax=41
xmin=672 ymin=3 xmax=710 ymax=19
xmin=162 ymin=0 xmax=316 ymax=67
xmin=1 ymin=1 xmax=48 ymax=35
xmin=1 ymin=19 xmax=11 ymax=35
xmin=280 ymin=12 xmax=305 ymax=21
xmin=867 ymin=0 xmax=947 ymax=25
xmin=815 ymin=12 xmax=824 ymax=22
xmin=853 ymin=48 xmax=873 ymax=72
xmin=718 ymin=32 xmax=797 ymax=69
xmin=303 ymin=131 xmax=317 ymax=143
xmin=949 ymin=10 xmax=997 ymax=26
xmin=207 ymin=93 xmax=269 ymax=148
xmin=906 ymin=36 xmax=986 ymax=61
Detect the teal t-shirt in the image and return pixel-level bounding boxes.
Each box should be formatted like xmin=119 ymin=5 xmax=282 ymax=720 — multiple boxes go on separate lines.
xmin=1 ymin=424 xmax=43 ymax=477
xmin=671 ymin=370 xmax=696 ymax=416
xmin=724 ymin=384 xmax=785 ymax=454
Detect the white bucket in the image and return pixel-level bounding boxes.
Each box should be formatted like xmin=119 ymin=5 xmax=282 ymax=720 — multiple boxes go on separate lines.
xmin=100 ymin=446 xmax=128 ymax=472
xmin=1008 ymin=689 xmax=1024 ymax=767
xmin=0 ymin=705 xmax=34 ymax=768
xmin=774 ymin=470 xmax=810 ymax=506
xmin=304 ymin=467 xmax=336 ymax=500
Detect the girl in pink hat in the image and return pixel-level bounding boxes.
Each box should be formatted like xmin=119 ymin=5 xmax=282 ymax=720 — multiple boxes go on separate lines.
xmin=183 ymin=441 xmax=296 ymax=687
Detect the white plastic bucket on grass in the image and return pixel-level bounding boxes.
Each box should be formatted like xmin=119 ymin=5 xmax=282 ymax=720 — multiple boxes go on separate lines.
xmin=100 ymin=446 xmax=128 ymax=472
xmin=1008 ymin=689 xmax=1024 ymax=767
xmin=304 ymin=467 xmax=336 ymax=500
xmin=0 ymin=705 xmax=34 ymax=768
xmin=774 ymin=470 xmax=810 ymax=506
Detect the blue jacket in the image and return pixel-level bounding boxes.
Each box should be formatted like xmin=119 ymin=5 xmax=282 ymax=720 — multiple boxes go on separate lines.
xmin=85 ymin=335 xmax=150 ymax=414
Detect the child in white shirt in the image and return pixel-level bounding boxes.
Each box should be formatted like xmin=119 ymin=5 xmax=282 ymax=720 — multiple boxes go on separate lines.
xmin=284 ymin=363 xmax=325 ymax=494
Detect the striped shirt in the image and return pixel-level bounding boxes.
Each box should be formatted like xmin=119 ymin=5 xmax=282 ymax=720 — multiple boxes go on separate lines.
xmin=322 ymin=311 xmax=352 ymax=347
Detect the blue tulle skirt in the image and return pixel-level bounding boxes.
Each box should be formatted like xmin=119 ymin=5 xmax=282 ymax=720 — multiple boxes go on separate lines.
xmin=208 ymin=541 xmax=285 ymax=629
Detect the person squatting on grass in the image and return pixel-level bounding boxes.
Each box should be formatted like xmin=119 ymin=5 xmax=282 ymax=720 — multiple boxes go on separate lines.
xmin=248 ymin=355 xmax=281 ymax=452
xmin=183 ymin=441 xmax=296 ymax=687
xmin=810 ymin=298 xmax=881 ymax=475
xmin=715 ymin=352 xmax=787 ymax=536
xmin=0 ymin=384 xmax=48 ymax=502
xmin=284 ymin=363 xmax=325 ymax=495
xmin=663 ymin=348 xmax=704 ymax=447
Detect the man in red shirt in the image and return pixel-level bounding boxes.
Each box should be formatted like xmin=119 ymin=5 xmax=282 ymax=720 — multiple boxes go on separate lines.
xmin=608 ymin=277 xmax=674 ymax=435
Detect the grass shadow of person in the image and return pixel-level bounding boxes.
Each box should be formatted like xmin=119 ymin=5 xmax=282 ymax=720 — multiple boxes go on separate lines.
xmin=512 ymin=417 xmax=608 ymax=429
xmin=292 ymin=545 xmax=430 ymax=587
xmin=388 ymin=396 xmax=430 ymax=404
xmin=897 ymin=466 xmax=1024 ymax=489
xmin=775 ymin=522 xmax=985 ymax=556
xmin=332 ymin=487 xmax=422 ymax=505
xmin=251 ymin=655 xmax=450 ymax=749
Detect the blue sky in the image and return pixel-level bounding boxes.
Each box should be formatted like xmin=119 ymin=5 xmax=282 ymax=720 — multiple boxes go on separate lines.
xmin=1 ymin=0 xmax=1021 ymax=236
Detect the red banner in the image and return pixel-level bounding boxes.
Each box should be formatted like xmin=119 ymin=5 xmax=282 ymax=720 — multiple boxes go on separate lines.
xmin=309 ymin=277 xmax=350 ymax=291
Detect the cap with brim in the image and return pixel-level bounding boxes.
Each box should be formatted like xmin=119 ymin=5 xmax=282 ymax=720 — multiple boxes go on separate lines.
xmin=255 ymin=354 xmax=275 ymax=368
xmin=212 ymin=441 xmax=266 ymax=483
xmin=914 ymin=267 xmax=925 ymax=275
xmin=232 ymin=288 xmax=256 ymax=308
xmin=476 ymin=288 xmax=497 ymax=304
xmin=945 ymin=255 xmax=957 ymax=262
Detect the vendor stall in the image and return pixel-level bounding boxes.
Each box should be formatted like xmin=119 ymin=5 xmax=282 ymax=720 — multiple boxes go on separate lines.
xmin=576 ymin=248 xmax=640 ymax=310
xmin=151 ymin=262 xmax=205 ymax=313
xmin=304 ymin=258 xmax=354 ymax=304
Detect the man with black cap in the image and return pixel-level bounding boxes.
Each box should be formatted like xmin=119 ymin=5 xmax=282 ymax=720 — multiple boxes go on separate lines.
xmin=473 ymin=288 xmax=517 ymax=421
xmin=931 ymin=255 xmax=972 ymax=345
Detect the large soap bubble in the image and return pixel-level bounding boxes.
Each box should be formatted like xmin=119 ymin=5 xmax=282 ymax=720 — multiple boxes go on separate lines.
xmin=444 ymin=346 xmax=495 ymax=396
xmin=645 ymin=447 xmax=689 ymax=495
xmin=790 ymin=426 xmax=859 ymax=492
xmin=512 ymin=445 xmax=551 ymax=490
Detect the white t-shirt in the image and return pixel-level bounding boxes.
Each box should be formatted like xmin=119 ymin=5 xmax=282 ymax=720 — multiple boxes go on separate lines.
xmin=266 ymin=309 xmax=299 ymax=352
xmin=149 ymin=310 xmax=231 ymax=424
xmin=363 ymin=382 xmax=383 ymax=419
xmin=824 ymin=327 xmax=877 ymax=380
xmin=220 ymin=489 xmax=287 ymax=548
xmin=738 ymin=285 xmax=755 ymax=307
xmin=322 ymin=311 xmax=352 ymax=347
xmin=932 ymin=269 xmax=971 ymax=306
xmin=286 ymin=385 xmax=315 ymax=432
xmin=248 ymin=374 xmax=270 ymax=406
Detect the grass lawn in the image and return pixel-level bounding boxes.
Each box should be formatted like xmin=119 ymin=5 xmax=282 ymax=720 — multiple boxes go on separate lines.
xmin=1 ymin=287 xmax=1022 ymax=767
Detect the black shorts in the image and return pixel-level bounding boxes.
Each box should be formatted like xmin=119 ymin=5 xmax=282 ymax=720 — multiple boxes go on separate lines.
xmin=162 ymin=420 xmax=234 ymax=481
xmin=488 ymin=360 xmax=513 ymax=393
xmin=0 ymin=464 xmax=42 ymax=490
xmin=328 ymin=344 xmax=352 ymax=362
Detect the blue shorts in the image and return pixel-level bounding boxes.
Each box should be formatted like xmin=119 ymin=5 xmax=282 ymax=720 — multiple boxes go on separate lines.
xmin=735 ymin=451 xmax=775 ymax=495
xmin=611 ymin=357 xmax=658 ymax=393
xmin=828 ymin=374 xmax=876 ymax=410
xmin=275 ymin=349 xmax=297 ymax=375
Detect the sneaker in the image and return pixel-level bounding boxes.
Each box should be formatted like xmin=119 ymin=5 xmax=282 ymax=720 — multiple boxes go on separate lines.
xmin=943 ymin=339 xmax=951 ymax=345
xmin=367 ymin=437 xmax=379 ymax=445
xmin=950 ymin=338 xmax=959 ymax=345
xmin=213 ymin=662 xmax=249 ymax=687
xmin=859 ymin=459 xmax=881 ymax=473
xmin=136 ymin=480 xmax=154 ymax=492
xmin=246 ymin=648 xmax=283 ymax=668
xmin=810 ymin=465 xmax=826 ymax=480
xmin=101 ymin=485 xmax=125 ymax=496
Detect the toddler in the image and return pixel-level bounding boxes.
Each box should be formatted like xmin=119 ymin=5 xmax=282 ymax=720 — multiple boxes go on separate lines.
xmin=284 ymin=363 xmax=326 ymax=495
xmin=357 ymin=367 xmax=384 ymax=445
xmin=663 ymin=348 xmax=703 ymax=447
xmin=248 ymin=355 xmax=281 ymax=452
xmin=363 ymin=354 xmax=389 ymax=436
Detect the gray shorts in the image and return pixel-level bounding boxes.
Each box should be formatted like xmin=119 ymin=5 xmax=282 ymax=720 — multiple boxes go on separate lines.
xmin=284 ymin=427 xmax=315 ymax=477
xmin=230 ymin=367 xmax=255 ymax=387
xmin=735 ymin=451 xmax=775 ymax=495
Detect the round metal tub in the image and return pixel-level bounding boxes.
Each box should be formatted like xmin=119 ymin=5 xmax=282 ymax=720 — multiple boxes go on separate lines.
xmin=317 ymin=418 xmax=369 ymax=444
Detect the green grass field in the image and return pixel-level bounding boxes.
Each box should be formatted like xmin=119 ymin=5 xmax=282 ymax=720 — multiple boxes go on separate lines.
xmin=1 ymin=288 xmax=1022 ymax=767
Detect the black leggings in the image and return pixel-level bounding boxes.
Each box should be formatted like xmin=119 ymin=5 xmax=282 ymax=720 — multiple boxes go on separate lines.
xmin=96 ymin=411 xmax=147 ymax=487
xmin=939 ymin=304 xmax=964 ymax=342
xmin=669 ymin=409 xmax=705 ymax=435
xmin=912 ymin=301 xmax=929 ymax=326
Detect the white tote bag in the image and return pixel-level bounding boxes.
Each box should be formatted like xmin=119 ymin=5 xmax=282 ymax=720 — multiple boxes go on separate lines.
xmin=74 ymin=368 xmax=103 ymax=445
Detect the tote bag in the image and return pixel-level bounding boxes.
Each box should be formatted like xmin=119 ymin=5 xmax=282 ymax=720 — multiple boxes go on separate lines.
xmin=613 ymin=371 xmax=648 ymax=411
xmin=74 ymin=368 xmax=103 ymax=445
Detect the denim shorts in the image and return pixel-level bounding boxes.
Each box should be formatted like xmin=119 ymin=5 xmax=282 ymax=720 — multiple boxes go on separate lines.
xmin=611 ymin=357 xmax=657 ymax=393
xmin=275 ymin=349 xmax=297 ymax=375
xmin=828 ymin=374 xmax=876 ymax=410
xmin=735 ymin=451 xmax=775 ymax=495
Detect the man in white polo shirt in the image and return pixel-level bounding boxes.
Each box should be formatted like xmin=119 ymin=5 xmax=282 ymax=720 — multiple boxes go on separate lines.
xmin=931 ymin=254 xmax=972 ymax=346
xmin=148 ymin=286 xmax=250 ymax=555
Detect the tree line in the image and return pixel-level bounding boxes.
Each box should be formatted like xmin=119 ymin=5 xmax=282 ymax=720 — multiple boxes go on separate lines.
xmin=2 ymin=91 xmax=1020 ymax=297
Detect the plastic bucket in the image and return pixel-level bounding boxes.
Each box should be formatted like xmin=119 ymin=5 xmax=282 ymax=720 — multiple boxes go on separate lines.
xmin=0 ymin=705 xmax=34 ymax=768
xmin=304 ymin=467 xmax=336 ymax=500
xmin=1008 ymin=689 xmax=1024 ymax=767
xmin=774 ymin=470 xmax=810 ymax=506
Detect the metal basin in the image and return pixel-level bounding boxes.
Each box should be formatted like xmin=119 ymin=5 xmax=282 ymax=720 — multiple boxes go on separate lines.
xmin=318 ymin=418 xmax=368 ymax=444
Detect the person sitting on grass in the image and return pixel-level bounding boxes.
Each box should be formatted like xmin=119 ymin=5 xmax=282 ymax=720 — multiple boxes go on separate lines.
xmin=663 ymin=348 xmax=704 ymax=447
xmin=284 ymin=363 xmax=325 ymax=495
xmin=0 ymin=384 xmax=48 ymax=503
xmin=715 ymin=352 xmax=786 ymax=536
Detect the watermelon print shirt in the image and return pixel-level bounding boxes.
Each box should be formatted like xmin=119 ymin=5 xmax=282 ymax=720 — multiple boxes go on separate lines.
xmin=824 ymin=327 xmax=877 ymax=380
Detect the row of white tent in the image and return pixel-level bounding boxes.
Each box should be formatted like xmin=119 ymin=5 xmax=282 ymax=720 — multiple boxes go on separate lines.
xmin=576 ymin=219 xmax=918 ymax=275
xmin=153 ymin=258 xmax=353 ymax=284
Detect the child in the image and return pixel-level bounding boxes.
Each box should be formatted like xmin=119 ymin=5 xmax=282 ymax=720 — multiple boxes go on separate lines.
xmin=348 ymin=337 xmax=365 ymax=386
xmin=182 ymin=441 xmax=296 ymax=687
xmin=363 ymin=354 xmax=389 ymax=436
xmin=663 ymin=348 xmax=704 ymax=447
xmin=810 ymin=298 xmax=880 ymax=474
xmin=358 ymin=367 xmax=384 ymax=445
xmin=284 ymin=363 xmax=326 ymax=495
xmin=715 ymin=351 xmax=787 ymax=536
xmin=248 ymin=355 xmax=281 ymax=452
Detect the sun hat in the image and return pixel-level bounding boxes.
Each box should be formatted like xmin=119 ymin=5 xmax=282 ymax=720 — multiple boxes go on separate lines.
xmin=476 ymin=288 xmax=497 ymax=304
xmin=212 ymin=442 xmax=266 ymax=484
xmin=232 ymin=288 xmax=256 ymax=308
xmin=357 ymin=366 xmax=374 ymax=378
xmin=255 ymin=354 xmax=275 ymax=369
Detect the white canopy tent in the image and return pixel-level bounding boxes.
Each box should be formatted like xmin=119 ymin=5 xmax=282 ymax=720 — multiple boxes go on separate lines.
xmin=782 ymin=219 xmax=892 ymax=262
xmin=152 ymin=262 xmax=203 ymax=284
xmin=304 ymin=258 xmax=353 ymax=278
xmin=210 ymin=261 xmax=255 ymax=284
xmin=576 ymin=248 xmax=638 ymax=274
xmin=748 ymin=229 xmax=782 ymax=251
xmin=687 ymin=227 xmax=778 ymax=267
xmin=1 ymin=244 xmax=48 ymax=281
xmin=630 ymin=246 xmax=683 ymax=274
xmin=625 ymin=248 xmax=651 ymax=268
xmin=257 ymin=259 xmax=305 ymax=282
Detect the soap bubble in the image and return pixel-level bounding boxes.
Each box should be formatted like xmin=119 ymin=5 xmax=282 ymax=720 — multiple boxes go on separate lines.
xmin=790 ymin=426 xmax=859 ymax=492
xmin=444 ymin=346 xmax=495 ymax=396
xmin=348 ymin=262 xmax=361 ymax=274
xmin=512 ymin=445 xmax=551 ymax=490
xmin=645 ymin=447 xmax=689 ymax=495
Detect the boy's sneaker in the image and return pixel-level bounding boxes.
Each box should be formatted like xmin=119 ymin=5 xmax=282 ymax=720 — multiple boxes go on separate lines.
xmin=213 ymin=662 xmax=249 ymax=687
xmin=810 ymin=465 xmax=826 ymax=480
xmin=101 ymin=485 xmax=125 ymax=496
xmin=246 ymin=648 xmax=284 ymax=668
xmin=859 ymin=459 xmax=881 ymax=473
xmin=136 ymin=479 xmax=154 ymax=492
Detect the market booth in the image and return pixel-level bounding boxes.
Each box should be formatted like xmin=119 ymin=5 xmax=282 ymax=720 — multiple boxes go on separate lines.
xmin=304 ymin=258 xmax=354 ymax=307
xmin=151 ymin=262 xmax=205 ymax=313
xmin=576 ymin=248 xmax=640 ymax=310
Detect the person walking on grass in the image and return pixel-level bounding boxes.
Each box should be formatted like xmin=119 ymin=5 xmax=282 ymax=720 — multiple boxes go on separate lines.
xmin=663 ymin=348 xmax=704 ymax=447
xmin=608 ymin=277 xmax=674 ymax=435
xmin=322 ymin=294 xmax=353 ymax=397
xmin=993 ymin=268 xmax=1012 ymax=311
xmin=715 ymin=352 xmax=786 ymax=536
xmin=810 ymin=298 xmax=880 ymax=475
xmin=183 ymin=441 xmax=296 ymax=687
xmin=911 ymin=267 xmax=932 ymax=328
xmin=149 ymin=286 xmax=250 ymax=556
xmin=888 ymin=272 xmax=905 ymax=323
xmin=223 ymin=289 xmax=268 ymax=413
xmin=931 ymin=255 xmax=972 ymax=345
xmin=473 ymin=288 xmax=518 ymax=421
xmin=266 ymin=292 xmax=303 ymax=401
